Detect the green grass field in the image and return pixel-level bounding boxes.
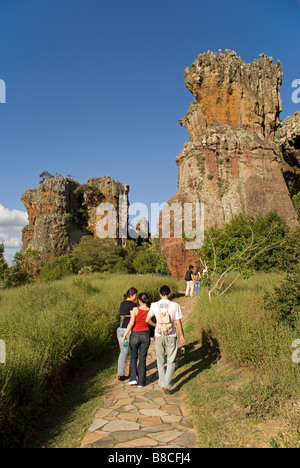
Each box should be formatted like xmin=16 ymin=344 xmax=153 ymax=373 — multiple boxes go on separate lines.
xmin=181 ymin=272 xmax=300 ymax=447
xmin=0 ymin=273 xmax=178 ymax=447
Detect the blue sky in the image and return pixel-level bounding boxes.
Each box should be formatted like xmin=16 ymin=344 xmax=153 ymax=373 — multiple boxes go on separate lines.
xmin=0 ymin=0 xmax=299 ymax=263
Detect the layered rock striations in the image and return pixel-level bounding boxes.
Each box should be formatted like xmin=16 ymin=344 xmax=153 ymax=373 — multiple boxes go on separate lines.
xmin=275 ymin=111 xmax=300 ymax=195
xmin=161 ymin=50 xmax=299 ymax=279
xmin=21 ymin=176 xmax=129 ymax=259
xmin=180 ymin=50 xmax=283 ymax=140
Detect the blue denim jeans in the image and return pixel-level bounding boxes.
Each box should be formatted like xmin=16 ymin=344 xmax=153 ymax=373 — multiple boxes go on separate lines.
xmin=117 ymin=327 xmax=131 ymax=377
xmin=195 ymin=281 xmax=201 ymax=296
xmin=129 ymin=330 xmax=150 ymax=386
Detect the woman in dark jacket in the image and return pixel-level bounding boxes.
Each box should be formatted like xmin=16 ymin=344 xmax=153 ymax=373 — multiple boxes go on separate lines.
xmin=117 ymin=287 xmax=137 ymax=381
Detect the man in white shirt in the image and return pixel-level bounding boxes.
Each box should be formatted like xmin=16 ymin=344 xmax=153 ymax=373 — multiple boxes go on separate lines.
xmin=146 ymin=285 xmax=185 ymax=394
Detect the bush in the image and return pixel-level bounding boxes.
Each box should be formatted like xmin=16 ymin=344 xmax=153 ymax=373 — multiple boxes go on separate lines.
xmin=73 ymin=236 xmax=118 ymax=270
xmin=0 ymin=243 xmax=8 ymax=287
xmin=73 ymin=237 xmax=170 ymax=276
xmin=40 ymin=254 xmax=79 ymax=282
xmin=264 ymin=265 xmax=300 ymax=327
xmin=199 ymin=212 xmax=293 ymax=277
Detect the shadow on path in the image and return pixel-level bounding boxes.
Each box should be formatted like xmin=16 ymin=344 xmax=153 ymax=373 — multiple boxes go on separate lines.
xmin=172 ymin=330 xmax=220 ymax=394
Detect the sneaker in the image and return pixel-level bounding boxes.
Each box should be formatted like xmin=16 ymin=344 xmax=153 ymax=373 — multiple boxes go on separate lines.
xmin=162 ymin=387 xmax=171 ymax=395
xmin=137 ymin=385 xmax=144 ymax=388
xmin=129 ymin=380 xmax=138 ymax=386
xmin=118 ymin=376 xmax=126 ymax=381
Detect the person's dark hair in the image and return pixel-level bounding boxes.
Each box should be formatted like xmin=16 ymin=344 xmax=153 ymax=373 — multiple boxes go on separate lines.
xmin=160 ymin=285 xmax=171 ymax=297
xmin=123 ymin=287 xmax=138 ymax=301
xmin=138 ymin=292 xmax=151 ymax=308
xmin=189 ymin=265 xmax=194 ymax=269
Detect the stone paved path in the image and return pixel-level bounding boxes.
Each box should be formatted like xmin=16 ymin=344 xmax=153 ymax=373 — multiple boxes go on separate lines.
xmin=80 ymin=297 xmax=198 ymax=448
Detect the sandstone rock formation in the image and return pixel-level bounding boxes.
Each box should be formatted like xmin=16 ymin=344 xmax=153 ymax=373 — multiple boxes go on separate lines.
xmin=275 ymin=111 xmax=300 ymax=196
xmin=161 ymin=50 xmax=299 ymax=279
xmin=21 ymin=176 xmax=129 ymax=259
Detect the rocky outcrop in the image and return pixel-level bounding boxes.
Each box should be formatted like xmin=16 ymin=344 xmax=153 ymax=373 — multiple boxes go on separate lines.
xmin=275 ymin=111 xmax=300 ymax=195
xmin=21 ymin=176 xmax=129 ymax=259
xmin=161 ymin=50 xmax=299 ymax=279
xmin=180 ymin=50 xmax=283 ymax=140
xmin=81 ymin=177 xmax=129 ymax=242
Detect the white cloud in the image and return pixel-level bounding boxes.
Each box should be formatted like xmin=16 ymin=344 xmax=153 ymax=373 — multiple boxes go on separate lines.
xmin=0 ymin=205 xmax=28 ymax=264
xmin=0 ymin=232 xmax=23 ymax=249
xmin=0 ymin=204 xmax=28 ymax=231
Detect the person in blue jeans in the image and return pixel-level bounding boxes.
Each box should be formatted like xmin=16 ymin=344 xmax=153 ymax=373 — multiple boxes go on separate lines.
xmin=194 ymin=267 xmax=202 ymax=296
xmin=123 ymin=293 xmax=156 ymax=387
xmin=117 ymin=287 xmax=138 ymax=381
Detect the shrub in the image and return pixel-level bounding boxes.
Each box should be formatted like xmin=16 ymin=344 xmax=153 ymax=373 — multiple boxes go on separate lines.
xmin=40 ymin=254 xmax=79 ymax=282
xmin=73 ymin=236 xmax=118 ymax=270
xmin=199 ymin=212 xmax=292 ymax=277
xmin=264 ymin=265 xmax=300 ymax=327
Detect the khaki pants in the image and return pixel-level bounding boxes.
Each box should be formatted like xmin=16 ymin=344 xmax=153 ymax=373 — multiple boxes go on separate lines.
xmin=185 ymin=280 xmax=194 ymax=297
xmin=155 ymin=336 xmax=178 ymax=391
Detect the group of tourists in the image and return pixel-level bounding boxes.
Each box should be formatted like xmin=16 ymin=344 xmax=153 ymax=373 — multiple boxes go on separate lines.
xmin=117 ymin=285 xmax=185 ymax=393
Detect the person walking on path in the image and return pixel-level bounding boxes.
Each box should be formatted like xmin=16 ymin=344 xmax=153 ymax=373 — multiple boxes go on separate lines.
xmin=117 ymin=287 xmax=138 ymax=381
xmin=123 ymin=293 xmax=156 ymax=388
xmin=146 ymin=285 xmax=185 ymax=394
xmin=185 ymin=265 xmax=195 ymax=297
xmin=193 ymin=267 xmax=202 ymax=296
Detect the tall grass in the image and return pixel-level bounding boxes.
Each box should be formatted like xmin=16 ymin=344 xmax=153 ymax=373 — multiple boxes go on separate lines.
xmin=195 ymin=273 xmax=300 ymax=411
xmin=0 ymin=273 xmax=178 ymax=447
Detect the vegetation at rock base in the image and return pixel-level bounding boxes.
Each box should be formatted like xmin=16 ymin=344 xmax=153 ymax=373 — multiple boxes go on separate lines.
xmin=0 ymin=237 xmax=170 ymax=288
xmin=197 ymin=212 xmax=299 ymax=299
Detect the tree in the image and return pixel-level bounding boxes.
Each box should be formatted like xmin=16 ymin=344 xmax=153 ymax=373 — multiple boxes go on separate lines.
xmin=198 ymin=213 xmax=289 ymax=300
xmin=72 ymin=236 xmax=118 ymax=270
xmin=40 ymin=254 xmax=79 ymax=282
xmin=0 ymin=243 xmax=8 ymax=285
xmin=39 ymin=171 xmax=54 ymax=183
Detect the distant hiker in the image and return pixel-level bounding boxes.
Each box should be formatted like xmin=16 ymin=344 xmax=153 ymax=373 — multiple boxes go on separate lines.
xmin=185 ymin=265 xmax=194 ymax=297
xmin=123 ymin=293 xmax=156 ymax=387
xmin=193 ymin=267 xmax=202 ymax=296
xmin=117 ymin=287 xmax=138 ymax=381
xmin=146 ymin=285 xmax=185 ymax=394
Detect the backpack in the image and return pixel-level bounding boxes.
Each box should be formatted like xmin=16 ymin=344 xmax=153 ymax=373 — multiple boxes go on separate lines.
xmin=184 ymin=269 xmax=192 ymax=281
xmin=156 ymin=303 xmax=174 ymax=336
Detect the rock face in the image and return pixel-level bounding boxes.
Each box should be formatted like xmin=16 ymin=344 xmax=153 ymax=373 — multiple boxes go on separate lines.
xmin=21 ymin=176 xmax=129 ymax=259
xmin=275 ymin=111 xmax=300 ymax=196
xmin=161 ymin=50 xmax=299 ymax=279
xmin=180 ymin=50 xmax=283 ymax=140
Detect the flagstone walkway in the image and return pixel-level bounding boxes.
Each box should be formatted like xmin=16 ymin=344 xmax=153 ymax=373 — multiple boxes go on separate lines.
xmin=80 ymin=297 xmax=198 ymax=448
